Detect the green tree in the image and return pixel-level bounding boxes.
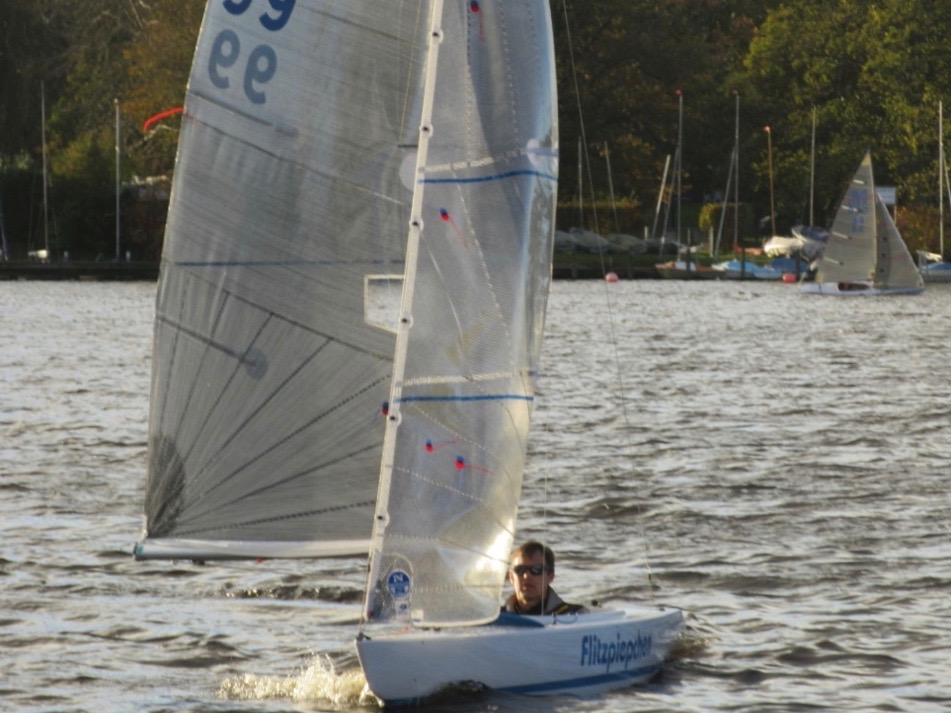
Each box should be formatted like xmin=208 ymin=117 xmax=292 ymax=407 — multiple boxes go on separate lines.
xmin=554 ymin=0 xmax=776 ymax=232
xmin=743 ymin=0 xmax=951 ymax=238
xmin=121 ymin=0 xmax=204 ymax=178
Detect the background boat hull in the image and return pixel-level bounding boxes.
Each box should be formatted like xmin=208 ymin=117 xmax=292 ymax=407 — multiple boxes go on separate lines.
xmin=800 ymin=281 xmax=925 ymax=296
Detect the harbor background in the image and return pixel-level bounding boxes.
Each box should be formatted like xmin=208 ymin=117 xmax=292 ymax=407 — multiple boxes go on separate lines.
xmin=2 ymin=279 xmax=950 ymax=712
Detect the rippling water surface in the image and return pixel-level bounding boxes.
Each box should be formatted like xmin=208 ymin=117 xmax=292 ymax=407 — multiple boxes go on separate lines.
xmin=2 ymin=279 xmax=950 ymax=712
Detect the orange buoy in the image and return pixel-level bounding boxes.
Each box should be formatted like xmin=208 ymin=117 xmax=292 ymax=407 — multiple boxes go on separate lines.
xmin=782 ymin=273 xmax=796 ymax=284
xmin=605 ymin=272 xmax=619 ymax=283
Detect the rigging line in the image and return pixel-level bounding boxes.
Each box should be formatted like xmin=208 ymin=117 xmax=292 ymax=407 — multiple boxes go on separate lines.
xmin=558 ymin=0 xmax=657 ymax=606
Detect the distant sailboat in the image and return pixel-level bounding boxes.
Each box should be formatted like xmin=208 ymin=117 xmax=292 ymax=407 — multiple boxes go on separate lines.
xmin=919 ymin=101 xmax=951 ymax=283
xmin=136 ymin=0 xmax=683 ymax=704
xmin=764 ymin=108 xmax=827 ymax=266
xmin=801 ymin=152 xmax=924 ymax=296
xmin=711 ymin=92 xmax=782 ymax=280
xmin=656 ymin=89 xmax=717 ymax=279
xmin=28 ymin=82 xmax=51 ymax=263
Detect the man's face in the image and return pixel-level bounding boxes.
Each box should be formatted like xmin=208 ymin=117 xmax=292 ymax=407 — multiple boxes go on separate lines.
xmin=509 ymin=550 xmax=554 ymax=609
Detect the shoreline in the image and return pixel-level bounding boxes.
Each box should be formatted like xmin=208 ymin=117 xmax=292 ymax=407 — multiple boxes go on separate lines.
xmin=0 ymin=256 xmax=786 ymax=282
xmin=0 ymin=261 xmax=160 ymax=281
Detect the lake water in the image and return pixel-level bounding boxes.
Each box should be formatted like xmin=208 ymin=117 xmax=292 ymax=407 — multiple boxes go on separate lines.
xmin=2 ymin=278 xmax=950 ymax=712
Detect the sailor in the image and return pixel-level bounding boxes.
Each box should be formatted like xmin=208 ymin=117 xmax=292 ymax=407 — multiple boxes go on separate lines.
xmin=502 ymin=540 xmax=588 ymax=616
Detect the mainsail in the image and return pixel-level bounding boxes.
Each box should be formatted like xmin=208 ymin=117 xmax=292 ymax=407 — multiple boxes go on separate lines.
xmin=136 ymin=2 xmax=432 ymax=559
xmin=817 ymin=153 xmax=878 ymax=285
xmin=362 ymin=0 xmax=558 ymax=627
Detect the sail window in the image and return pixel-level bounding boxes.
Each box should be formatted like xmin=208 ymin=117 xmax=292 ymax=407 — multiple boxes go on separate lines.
xmin=365 ymin=275 xmax=405 ymax=333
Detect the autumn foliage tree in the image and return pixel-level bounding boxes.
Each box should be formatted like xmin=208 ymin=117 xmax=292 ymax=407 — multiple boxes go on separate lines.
xmin=3 ymin=0 xmax=951 ymax=256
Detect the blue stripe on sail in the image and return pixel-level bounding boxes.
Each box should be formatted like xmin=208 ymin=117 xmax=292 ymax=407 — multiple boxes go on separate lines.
xmin=398 ymin=394 xmax=533 ymax=404
xmin=420 ymin=169 xmax=557 ymax=185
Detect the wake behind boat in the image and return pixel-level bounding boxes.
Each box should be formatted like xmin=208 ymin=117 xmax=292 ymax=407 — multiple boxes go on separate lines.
xmin=801 ymin=152 xmax=924 ymax=296
xmin=135 ymin=0 xmax=683 ymax=705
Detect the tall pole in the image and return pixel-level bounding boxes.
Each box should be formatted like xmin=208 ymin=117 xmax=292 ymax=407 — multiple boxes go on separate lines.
xmin=41 ymin=82 xmax=50 ymax=255
xmin=940 ymin=100 xmax=944 ymax=257
xmin=809 ymin=107 xmax=816 ymax=227
xmin=676 ymin=89 xmax=685 ymax=265
xmin=765 ymin=125 xmax=776 ymax=237
xmin=115 ymin=97 xmax=121 ymax=261
xmin=0 ymin=186 xmax=9 ymax=261
xmin=733 ymin=90 xmax=740 ymax=253
xmin=577 ymin=137 xmax=583 ymax=229
xmin=651 ymin=154 xmax=671 ymax=241
xmin=604 ymin=142 xmax=619 ymax=233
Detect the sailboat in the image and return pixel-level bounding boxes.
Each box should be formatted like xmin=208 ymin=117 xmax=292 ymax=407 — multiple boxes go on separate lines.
xmin=764 ymin=109 xmax=827 ymax=270
xmin=711 ymin=92 xmax=782 ymax=281
xmin=655 ymin=89 xmax=717 ymax=279
xmin=919 ymin=101 xmax=951 ymax=283
xmin=28 ymin=82 xmax=51 ymax=263
xmin=135 ymin=0 xmax=684 ymax=705
xmin=800 ymin=152 xmax=924 ymax=296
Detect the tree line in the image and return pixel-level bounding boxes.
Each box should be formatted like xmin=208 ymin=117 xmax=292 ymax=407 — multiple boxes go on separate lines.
xmin=2 ymin=0 xmax=950 ymax=260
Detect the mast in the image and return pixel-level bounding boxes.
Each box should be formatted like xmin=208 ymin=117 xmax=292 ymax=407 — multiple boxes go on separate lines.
xmin=604 ymin=142 xmax=619 ymax=234
xmin=765 ymin=124 xmax=776 ymax=237
xmin=651 ymin=154 xmax=671 ymax=241
xmin=41 ymin=82 xmax=50 ymax=256
xmin=115 ymin=98 xmax=121 ymax=261
xmin=940 ymin=100 xmax=944 ymax=257
xmin=810 ymin=107 xmax=816 ymax=227
xmin=733 ymin=90 xmax=740 ymax=252
xmin=713 ymin=91 xmax=739 ymax=257
xmin=675 ymin=89 xmax=685 ymax=266
xmin=577 ymin=137 xmax=583 ymax=228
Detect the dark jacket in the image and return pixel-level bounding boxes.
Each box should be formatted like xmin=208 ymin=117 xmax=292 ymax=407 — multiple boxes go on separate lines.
xmin=503 ymin=588 xmax=588 ymax=615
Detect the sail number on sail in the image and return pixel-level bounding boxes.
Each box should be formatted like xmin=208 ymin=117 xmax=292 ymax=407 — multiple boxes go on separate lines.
xmin=846 ymin=188 xmax=869 ymax=234
xmin=210 ymin=0 xmax=296 ymax=105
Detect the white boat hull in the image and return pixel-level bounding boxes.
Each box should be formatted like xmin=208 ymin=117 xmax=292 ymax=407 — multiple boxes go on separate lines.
xmin=920 ymin=262 xmax=951 ymax=283
xmin=712 ymin=260 xmax=783 ymax=280
xmin=800 ymin=281 xmax=924 ymax=296
xmin=356 ymin=607 xmax=684 ymax=705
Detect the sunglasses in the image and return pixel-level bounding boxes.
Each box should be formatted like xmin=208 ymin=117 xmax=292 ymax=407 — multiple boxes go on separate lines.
xmin=511 ymin=564 xmax=546 ymax=576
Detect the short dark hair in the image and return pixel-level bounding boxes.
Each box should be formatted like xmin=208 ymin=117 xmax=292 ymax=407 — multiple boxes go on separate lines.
xmin=512 ymin=540 xmax=555 ymax=573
